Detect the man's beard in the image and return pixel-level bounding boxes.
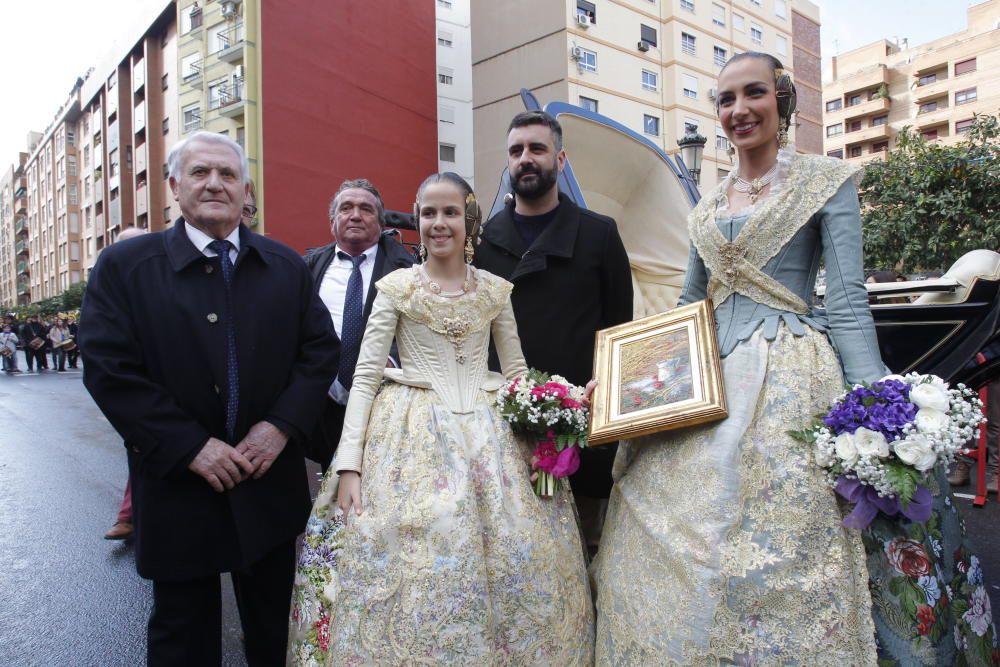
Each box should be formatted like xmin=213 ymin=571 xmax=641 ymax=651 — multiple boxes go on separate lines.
xmin=511 ymin=163 xmax=558 ymax=201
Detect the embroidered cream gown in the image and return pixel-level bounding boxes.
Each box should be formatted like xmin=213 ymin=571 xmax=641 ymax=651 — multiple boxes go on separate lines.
xmin=592 ymin=151 xmax=883 ymax=665
xmin=287 ymin=267 xmax=594 ymax=666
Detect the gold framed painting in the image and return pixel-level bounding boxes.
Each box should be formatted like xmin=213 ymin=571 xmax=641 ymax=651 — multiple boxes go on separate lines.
xmin=588 ymin=299 xmax=727 ymax=445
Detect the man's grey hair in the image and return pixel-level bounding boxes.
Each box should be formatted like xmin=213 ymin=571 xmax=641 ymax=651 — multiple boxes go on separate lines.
xmin=328 ymin=178 xmax=386 ymax=226
xmin=167 ymin=131 xmax=251 ymax=185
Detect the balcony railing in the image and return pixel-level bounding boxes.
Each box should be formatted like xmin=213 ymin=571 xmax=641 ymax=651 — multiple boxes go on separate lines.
xmin=209 ymin=77 xmax=245 ymax=110
xmin=17 ymin=261 xmax=28 ymax=276
xmin=16 ymin=240 xmax=29 ymax=255
xmin=14 ymin=217 xmax=27 ymax=234
xmin=17 ymin=281 xmax=29 ymax=296
xmin=183 ymin=109 xmax=203 ymax=133
xmin=213 ymin=22 xmax=245 ymax=57
xmin=183 ymin=60 xmax=204 ymax=84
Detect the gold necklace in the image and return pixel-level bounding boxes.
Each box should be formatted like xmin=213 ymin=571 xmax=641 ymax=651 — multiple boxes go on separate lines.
xmin=421 ymin=265 xmax=470 ymax=298
xmin=732 ymin=163 xmax=778 ymax=203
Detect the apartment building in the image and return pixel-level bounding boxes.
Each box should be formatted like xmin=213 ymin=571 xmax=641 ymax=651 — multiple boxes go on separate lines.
xmin=822 ymin=0 xmax=1000 ymax=164
xmin=436 ymin=0 xmax=475 ymax=187
xmin=0 ymin=156 xmax=29 ymax=306
xmin=471 ymin=0 xmax=821 ymax=194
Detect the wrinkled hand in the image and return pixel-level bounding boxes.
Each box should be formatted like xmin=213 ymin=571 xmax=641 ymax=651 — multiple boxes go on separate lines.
xmin=234 ymin=421 xmax=289 ymax=479
xmin=338 ymin=471 xmax=363 ymax=516
xmin=583 ymin=379 xmax=598 ymax=408
xmin=189 ymin=437 xmax=255 ymax=492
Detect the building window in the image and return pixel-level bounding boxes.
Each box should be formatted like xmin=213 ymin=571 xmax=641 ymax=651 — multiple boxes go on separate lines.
xmin=717 ymin=168 xmax=730 ymax=180
xmin=66 ymin=129 xmax=75 ymax=147
xmin=437 ymin=0 xmax=452 ymax=7
xmin=438 ymin=31 xmax=453 ymax=47
xmin=826 ymin=124 xmax=843 ymax=137
xmin=640 ymin=24 xmax=657 ymax=48
xmin=439 ymin=105 xmax=455 ymax=124
xmin=682 ymin=73 xmax=698 ymax=99
xmin=775 ymin=35 xmax=787 ymax=56
xmin=577 ymin=47 xmax=597 ymax=72
xmin=161 ymin=73 xmax=169 ymax=92
xmin=642 ymin=69 xmax=658 ymax=91
xmin=181 ymin=4 xmax=202 ymax=34
xmin=848 ymin=94 xmax=861 ymax=106
xmin=849 ymin=146 xmax=862 ymax=158
xmin=872 ymin=141 xmax=889 ymax=152
xmin=577 ymin=0 xmax=596 ymax=24
xmin=643 ymin=114 xmax=660 ymax=136
xmin=714 ymin=46 xmax=727 ymax=67
xmin=438 ymin=67 xmax=454 ymax=85
xmin=775 ymin=0 xmax=787 ymax=18
xmin=750 ymin=24 xmax=762 ymax=45
xmin=680 ymin=0 xmax=695 ymax=12
xmin=918 ymin=73 xmax=937 ymax=86
xmin=439 ymin=143 xmax=456 ymax=162
xmin=712 ymin=3 xmax=726 ymax=26
xmin=164 ymin=207 xmax=172 ymax=223
xmin=182 ymin=104 xmax=201 ymax=133
xmin=955 ymin=87 xmax=977 ymax=105
xmin=918 ymin=100 xmax=940 ymax=114
xmin=716 ymin=127 xmax=729 ymax=150
xmin=955 ymin=57 xmax=976 ymax=76
xmin=956 ymin=118 xmax=975 ymax=134
xmin=826 ymin=99 xmax=842 ymax=112
xmin=681 ymin=32 xmax=696 ymax=56
xmin=848 ymin=120 xmax=862 ymax=132
xmin=921 ymin=128 xmax=939 ymax=141
xmin=181 ymin=53 xmax=202 ymax=80
xmin=871 ymin=115 xmax=888 ymax=127
xmin=733 ymin=13 xmax=744 ymax=31
xmin=579 ymin=96 xmax=598 ymax=113
xmin=684 ymin=118 xmax=700 ymax=133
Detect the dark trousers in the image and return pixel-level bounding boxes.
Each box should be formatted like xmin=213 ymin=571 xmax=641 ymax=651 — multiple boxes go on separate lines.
xmin=306 ymin=398 xmax=346 ymax=473
xmin=23 ymin=347 xmax=46 ymax=371
xmin=148 ymin=539 xmax=296 ymax=667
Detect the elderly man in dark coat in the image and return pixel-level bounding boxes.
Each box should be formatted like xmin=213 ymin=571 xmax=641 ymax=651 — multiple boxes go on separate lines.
xmin=79 ymin=131 xmax=338 ymax=666
xmin=475 ymin=110 xmax=633 ymax=545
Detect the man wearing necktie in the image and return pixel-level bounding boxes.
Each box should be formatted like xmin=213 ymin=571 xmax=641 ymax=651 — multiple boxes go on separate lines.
xmin=79 ymin=132 xmax=338 ymax=666
xmin=304 ymin=179 xmax=415 ymax=471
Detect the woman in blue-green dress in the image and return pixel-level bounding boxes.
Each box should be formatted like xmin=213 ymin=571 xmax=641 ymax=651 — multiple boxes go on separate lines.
xmin=592 ymin=52 xmax=997 ymax=666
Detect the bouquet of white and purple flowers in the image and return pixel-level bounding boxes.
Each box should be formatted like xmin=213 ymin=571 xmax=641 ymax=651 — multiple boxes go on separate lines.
xmin=791 ymin=373 xmax=985 ymax=529
xmin=497 ymin=369 xmax=589 ymax=497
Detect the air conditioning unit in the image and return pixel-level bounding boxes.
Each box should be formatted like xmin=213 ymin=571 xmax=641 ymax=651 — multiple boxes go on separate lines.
xmin=708 ymin=87 xmax=718 ymax=101
xmin=220 ymin=0 xmax=239 ymax=17
xmin=637 ymin=40 xmax=650 ymax=52
xmin=575 ymin=14 xmax=592 ymax=28
xmin=570 ymin=46 xmax=584 ymax=61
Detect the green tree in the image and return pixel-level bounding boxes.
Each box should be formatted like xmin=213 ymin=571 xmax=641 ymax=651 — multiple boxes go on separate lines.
xmin=61 ymin=280 xmax=87 ymax=311
xmin=859 ymin=113 xmax=1000 ymax=272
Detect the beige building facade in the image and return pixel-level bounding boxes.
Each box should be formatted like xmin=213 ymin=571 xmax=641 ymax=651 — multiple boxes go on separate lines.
xmin=0 ymin=156 xmax=29 ymax=306
xmin=822 ymin=0 xmax=1000 ymax=164
xmin=471 ymin=0 xmax=822 ymax=195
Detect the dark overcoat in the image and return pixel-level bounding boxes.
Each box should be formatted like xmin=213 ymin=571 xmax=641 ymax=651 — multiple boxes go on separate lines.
xmin=474 ymin=193 xmax=634 ymax=497
xmin=79 ymin=221 xmax=338 ymax=581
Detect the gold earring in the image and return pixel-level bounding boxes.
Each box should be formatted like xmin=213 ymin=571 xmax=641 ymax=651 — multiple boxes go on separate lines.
xmin=464 ymin=237 xmax=474 ymax=264
xmin=418 ymin=243 xmax=428 ymax=262
xmin=727 ymin=144 xmax=736 ymax=163
xmin=777 ymin=118 xmax=789 ymax=148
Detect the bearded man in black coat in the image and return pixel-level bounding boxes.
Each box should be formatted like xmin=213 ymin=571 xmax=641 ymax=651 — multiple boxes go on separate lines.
xmin=80 ymin=131 xmax=338 ymax=666
xmin=474 ymin=110 xmax=633 ymax=546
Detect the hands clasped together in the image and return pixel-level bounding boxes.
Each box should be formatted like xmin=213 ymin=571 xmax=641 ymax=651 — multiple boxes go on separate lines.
xmin=187 ymin=421 xmax=288 ymax=492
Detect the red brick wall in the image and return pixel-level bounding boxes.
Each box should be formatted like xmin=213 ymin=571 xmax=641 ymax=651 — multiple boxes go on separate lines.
xmin=791 ymin=11 xmax=823 ymax=154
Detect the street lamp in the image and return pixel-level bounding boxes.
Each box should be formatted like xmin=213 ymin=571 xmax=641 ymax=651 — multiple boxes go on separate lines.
xmin=677 ymin=123 xmax=707 ymax=186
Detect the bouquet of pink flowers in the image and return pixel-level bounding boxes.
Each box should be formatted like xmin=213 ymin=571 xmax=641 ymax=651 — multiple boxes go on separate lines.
xmin=497 ymin=369 xmax=589 ymax=497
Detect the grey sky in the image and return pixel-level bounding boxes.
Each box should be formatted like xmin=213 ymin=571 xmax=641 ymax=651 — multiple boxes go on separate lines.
xmin=0 ymin=0 xmax=987 ymax=172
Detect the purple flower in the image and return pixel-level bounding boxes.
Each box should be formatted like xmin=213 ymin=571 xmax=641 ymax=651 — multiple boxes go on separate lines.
xmin=823 ymin=380 xmax=916 ymax=440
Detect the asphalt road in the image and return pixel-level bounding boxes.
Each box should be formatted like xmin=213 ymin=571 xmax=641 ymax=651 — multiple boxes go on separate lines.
xmin=1 ymin=368 xmax=998 ymax=665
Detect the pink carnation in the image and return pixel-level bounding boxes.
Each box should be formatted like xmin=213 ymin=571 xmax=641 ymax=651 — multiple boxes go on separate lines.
xmin=551 ymin=445 xmax=581 ymax=478
xmin=533 ymin=440 xmax=558 ymax=474
xmin=530 ymin=386 xmax=547 ymax=400
xmin=561 ymin=397 xmax=582 ymax=410
xmin=507 ymin=377 xmax=521 ymax=395
xmin=543 ymin=382 xmax=569 ymax=398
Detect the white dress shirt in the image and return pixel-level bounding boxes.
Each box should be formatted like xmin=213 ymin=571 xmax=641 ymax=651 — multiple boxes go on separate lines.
xmin=319 ymin=243 xmax=380 ymax=403
xmin=185 ymin=222 xmax=240 ymax=263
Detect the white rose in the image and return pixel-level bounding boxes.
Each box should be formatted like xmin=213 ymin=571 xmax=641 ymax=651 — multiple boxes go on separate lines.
xmin=910 ymin=383 xmax=950 ymax=412
xmin=880 ymin=374 xmax=907 ymax=384
xmin=834 ymin=432 xmax=859 ymax=465
xmin=894 ymin=435 xmax=938 ymax=472
xmin=915 ymin=408 xmax=950 ymax=434
xmin=854 ymin=427 xmax=890 ymax=458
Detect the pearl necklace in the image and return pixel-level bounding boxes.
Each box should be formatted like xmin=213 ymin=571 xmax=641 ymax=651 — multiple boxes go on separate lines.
xmin=732 ymin=163 xmax=778 ymax=203
xmin=421 ymin=265 xmax=471 ymax=298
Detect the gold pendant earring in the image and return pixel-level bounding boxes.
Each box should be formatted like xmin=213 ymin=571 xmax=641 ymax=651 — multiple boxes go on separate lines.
xmin=418 ymin=243 xmax=428 ymax=262
xmin=727 ymin=144 xmax=736 ymax=164
xmin=464 ymin=237 xmax=474 ymax=264
xmin=777 ymin=118 xmax=789 ymax=148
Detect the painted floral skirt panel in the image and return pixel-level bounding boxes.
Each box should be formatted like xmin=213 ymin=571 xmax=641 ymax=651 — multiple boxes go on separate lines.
xmin=591 ymin=327 xmax=878 ymax=666
xmin=287 ymin=383 xmax=595 ymax=666
xmin=864 ymin=467 xmax=999 ymax=666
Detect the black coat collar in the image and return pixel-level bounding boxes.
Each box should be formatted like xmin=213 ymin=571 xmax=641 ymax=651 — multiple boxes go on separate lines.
xmin=166 ymin=219 xmax=269 ymax=272
xmin=481 ymin=192 xmax=581 ymax=280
